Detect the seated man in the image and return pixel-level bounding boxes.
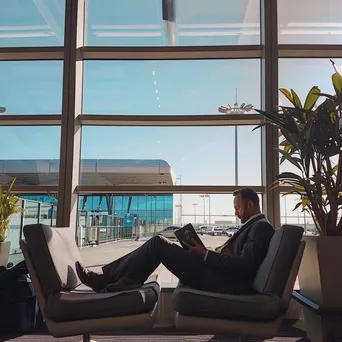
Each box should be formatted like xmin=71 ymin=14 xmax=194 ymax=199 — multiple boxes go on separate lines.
xmin=76 ymin=188 xmax=274 ymax=294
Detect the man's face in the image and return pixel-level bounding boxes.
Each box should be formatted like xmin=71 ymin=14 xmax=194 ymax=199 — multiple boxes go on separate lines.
xmin=234 ymin=194 xmax=253 ymax=224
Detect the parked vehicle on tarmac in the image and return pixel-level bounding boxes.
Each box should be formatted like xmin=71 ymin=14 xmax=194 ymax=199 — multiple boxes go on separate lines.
xmin=157 ymin=226 xmax=180 ymax=239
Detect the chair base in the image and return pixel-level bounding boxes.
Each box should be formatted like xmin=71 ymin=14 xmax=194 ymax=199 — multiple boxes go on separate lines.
xmin=82 ymin=334 xmax=97 ymax=342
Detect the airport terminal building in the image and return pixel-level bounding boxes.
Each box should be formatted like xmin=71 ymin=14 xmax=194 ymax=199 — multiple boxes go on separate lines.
xmin=1 ymin=159 xmax=175 ymax=238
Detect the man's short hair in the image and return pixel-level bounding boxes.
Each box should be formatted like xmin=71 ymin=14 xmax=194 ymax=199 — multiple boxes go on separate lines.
xmin=233 ymin=188 xmax=260 ymax=207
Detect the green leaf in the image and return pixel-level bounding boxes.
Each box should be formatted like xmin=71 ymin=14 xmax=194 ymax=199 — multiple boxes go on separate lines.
xmin=0 ymin=178 xmax=23 ymax=242
xmin=284 ymin=144 xmax=292 ymax=153
xmin=278 ymin=149 xmax=302 ymax=169
xmin=280 ymin=130 xmax=299 ymax=150
xmin=333 ymin=164 xmax=339 ymax=174
xmin=332 ymin=72 xmax=342 ymax=98
xmin=291 ymin=89 xmax=303 ymax=109
xmin=277 ymin=172 xmax=303 ymax=180
xmin=251 ymin=123 xmax=266 ymax=131
xmin=316 ymin=92 xmax=337 ymax=101
xmin=279 ymin=139 xmax=291 ymax=147
xmin=280 ymin=88 xmax=293 ymax=105
xmin=254 ymin=109 xmax=286 ymax=127
xmin=293 ymin=202 xmax=302 ymax=211
xmin=304 ymin=86 xmax=320 ymax=111
xmin=281 ymin=190 xmax=302 ymax=197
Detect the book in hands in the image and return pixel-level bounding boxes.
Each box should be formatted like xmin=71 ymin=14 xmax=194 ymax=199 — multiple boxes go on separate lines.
xmin=174 ymin=223 xmax=205 ymax=250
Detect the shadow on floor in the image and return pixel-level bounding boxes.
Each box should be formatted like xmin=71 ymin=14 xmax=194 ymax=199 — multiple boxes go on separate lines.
xmin=0 ymin=320 xmax=308 ymax=342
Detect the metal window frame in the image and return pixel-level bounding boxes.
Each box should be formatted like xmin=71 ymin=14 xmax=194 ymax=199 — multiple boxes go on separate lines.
xmin=2 ymin=0 xmax=342 ymax=227
xmin=259 ymin=0 xmax=280 ymax=227
xmin=80 ymin=45 xmax=263 ymax=60
xmin=279 ymin=45 xmax=342 ymax=58
xmin=11 ymin=186 xmax=58 ymax=193
xmin=0 ymin=47 xmax=64 ymax=61
xmin=78 ymin=114 xmax=263 ymax=126
xmin=56 ymin=0 xmax=84 ymax=227
xmin=76 ymin=185 xmax=265 ymax=195
xmin=0 ymin=115 xmax=61 ymax=126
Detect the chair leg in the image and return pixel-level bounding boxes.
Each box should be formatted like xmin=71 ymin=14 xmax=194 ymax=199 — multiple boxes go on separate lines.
xmin=238 ymin=336 xmax=248 ymax=342
xmin=83 ymin=334 xmax=91 ymax=342
xmin=82 ymin=334 xmax=98 ymax=342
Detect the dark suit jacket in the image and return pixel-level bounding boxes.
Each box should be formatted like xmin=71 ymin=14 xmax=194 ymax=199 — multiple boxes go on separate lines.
xmin=206 ymin=214 xmax=274 ymax=285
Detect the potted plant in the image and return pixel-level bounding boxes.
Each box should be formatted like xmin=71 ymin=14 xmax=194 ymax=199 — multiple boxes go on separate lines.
xmin=0 ymin=178 xmax=23 ymax=267
xmin=255 ymin=60 xmax=342 ymax=342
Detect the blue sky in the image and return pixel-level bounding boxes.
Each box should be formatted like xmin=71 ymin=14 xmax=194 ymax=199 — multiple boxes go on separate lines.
xmin=1 ymin=0 xmax=342 ymax=222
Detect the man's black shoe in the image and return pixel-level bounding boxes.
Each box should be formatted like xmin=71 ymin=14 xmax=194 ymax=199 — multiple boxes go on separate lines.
xmin=75 ymin=261 xmax=104 ymax=292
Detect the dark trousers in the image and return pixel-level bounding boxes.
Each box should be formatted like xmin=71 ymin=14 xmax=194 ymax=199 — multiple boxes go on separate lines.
xmin=101 ymin=236 xmax=235 ymax=292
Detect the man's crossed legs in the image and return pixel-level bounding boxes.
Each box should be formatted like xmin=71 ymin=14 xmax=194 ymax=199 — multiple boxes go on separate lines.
xmin=76 ymin=235 xmax=227 ymax=293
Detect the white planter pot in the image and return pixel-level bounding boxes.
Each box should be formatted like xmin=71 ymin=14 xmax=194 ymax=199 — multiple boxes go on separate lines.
xmin=298 ymin=235 xmax=342 ymax=342
xmin=0 ymin=241 xmax=11 ymax=267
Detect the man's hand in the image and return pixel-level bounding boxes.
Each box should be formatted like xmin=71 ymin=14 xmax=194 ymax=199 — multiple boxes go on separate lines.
xmin=183 ymin=238 xmax=207 ymax=258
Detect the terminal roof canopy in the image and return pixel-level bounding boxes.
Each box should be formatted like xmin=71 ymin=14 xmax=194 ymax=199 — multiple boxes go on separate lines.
xmin=0 ymin=159 xmax=175 ymax=186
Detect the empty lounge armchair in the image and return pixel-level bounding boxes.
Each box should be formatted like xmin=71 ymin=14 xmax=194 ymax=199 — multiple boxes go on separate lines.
xmin=20 ymin=223 xmax=161 ymax=341
xmin=172 ymin=225 xmax=305 ymax=341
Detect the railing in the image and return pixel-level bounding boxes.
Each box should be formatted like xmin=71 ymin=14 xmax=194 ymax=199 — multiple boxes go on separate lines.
xmin=7 ymin=199 xmax=56 ymax=255
xmin=76 ymin=225 xmax=156 ymax=247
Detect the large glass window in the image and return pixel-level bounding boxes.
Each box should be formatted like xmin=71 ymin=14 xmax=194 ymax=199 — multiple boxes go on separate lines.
xmin=0 ymin=126 xmax=61 ymax=186
xmin=280 ymin=194 xmax=316 ymax=235
xmin=7 ymin=197 xmax=56 ymax=255
xmin=0 ymin=61 xmax=63 ymax=115
xmin=86 ymin=0 xmax=260 ymax=46
xmin=81 ymin=126 xmax=262 ymax=186
xmin=0 ymin=0 xmax=66 ymax=47
xmin=83 ymin=59 xmax=260 ymax=115
xmin=77 ymin=194 xmax=173 ymax=244
xmin=174 ymin=193 xmax=262 ymax=226
xmin=278 ymin=0 xmax=342 ymax=44
xmin=76 ymin=193 xmax=263 ymax=246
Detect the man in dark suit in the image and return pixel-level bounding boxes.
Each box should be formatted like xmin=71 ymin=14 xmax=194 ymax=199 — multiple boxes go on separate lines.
xmin=76 ymin=188 xmax=274 ymax=293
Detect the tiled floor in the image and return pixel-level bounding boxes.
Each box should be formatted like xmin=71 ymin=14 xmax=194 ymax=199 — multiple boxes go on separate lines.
xmin=1 ymin=320 xmax=308 ymax=341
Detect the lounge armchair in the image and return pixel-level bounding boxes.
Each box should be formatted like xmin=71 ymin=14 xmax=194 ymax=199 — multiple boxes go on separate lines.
xmin=20 ymin=223 xmax=161 ymax=342
xmin=172 ymin=225 xmax=305 ymax=342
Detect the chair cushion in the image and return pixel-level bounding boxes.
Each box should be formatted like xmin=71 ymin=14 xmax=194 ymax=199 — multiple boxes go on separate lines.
xmin=172 ymin=284 xmax=287 ymax=322
xmin=23 ymin=224 xmax=82 ymax=296
xmin=253 ymin=225 xmax=304 ymax=296
xmin=45 ymin=281 xmax=160 ymax=322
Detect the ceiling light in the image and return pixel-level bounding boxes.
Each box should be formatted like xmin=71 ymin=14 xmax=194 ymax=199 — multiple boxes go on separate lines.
xmin=218 ymin=89 xmax=254 ymax=115
xmin=156 ymin=90 xmax=158 ymax=94
xmin=154 ymin=81 xmax=157 ymax=85
xmin=218 ymin=106 xmax=229 ymax=113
